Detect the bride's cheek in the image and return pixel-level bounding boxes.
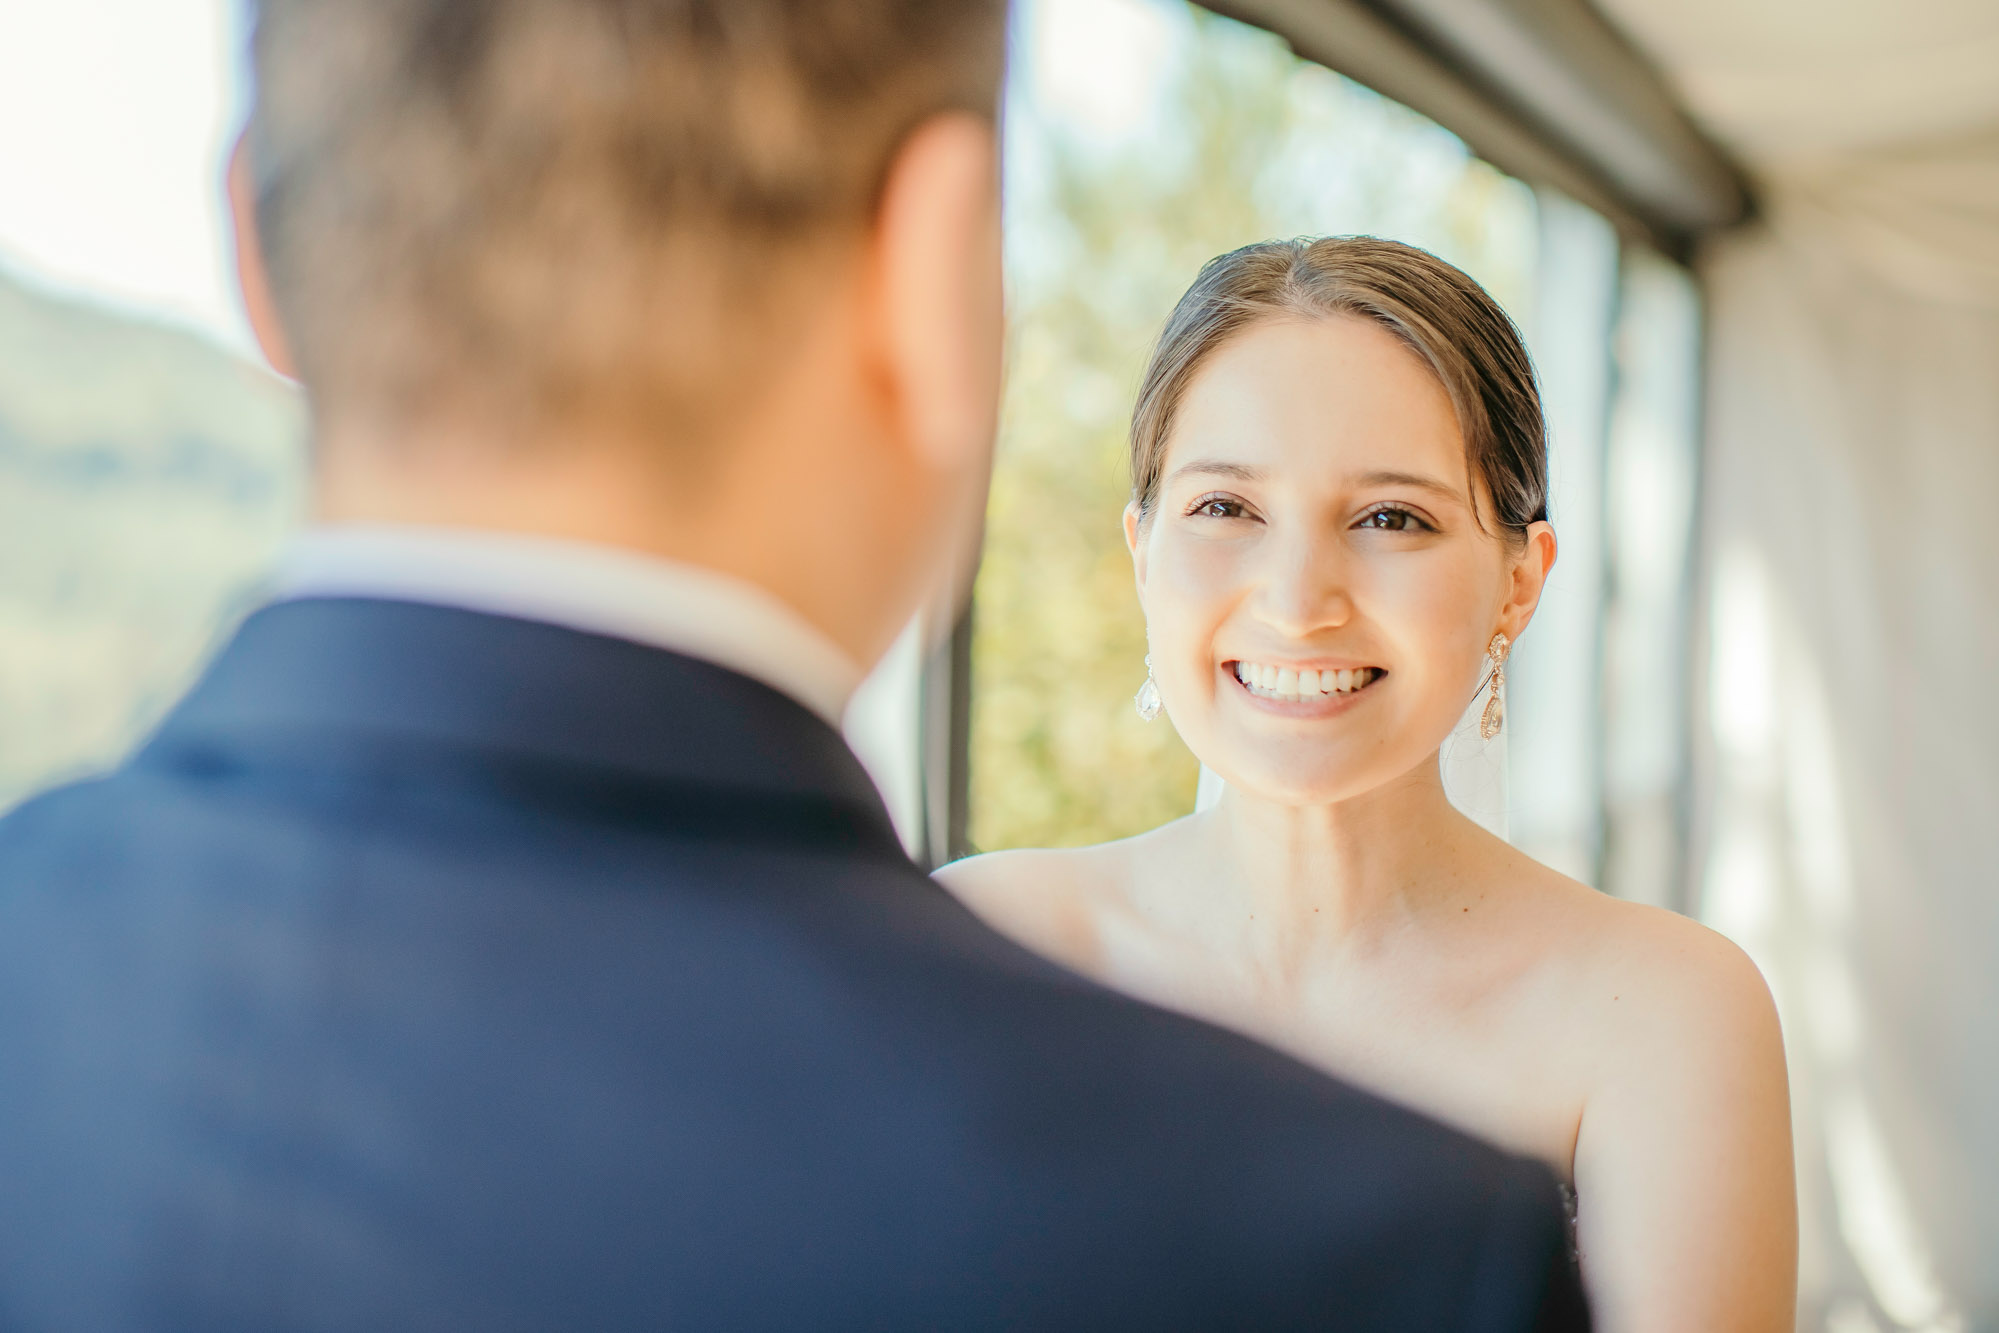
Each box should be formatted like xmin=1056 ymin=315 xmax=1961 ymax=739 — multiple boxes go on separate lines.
xmin=1144 ymin=545 xmax=1240 ymax=634
xmin=1367 ymin=557 xmax=1499 ymax=720
xmin=1365 ymin=547 xmax=1480 ymax=630
xmin=1166 ymin=533 xmax=1258 ymax=600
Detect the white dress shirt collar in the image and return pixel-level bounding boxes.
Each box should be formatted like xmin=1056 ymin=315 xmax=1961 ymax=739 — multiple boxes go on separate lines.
xmin=268 ymin=524 xmax=864 ymax=727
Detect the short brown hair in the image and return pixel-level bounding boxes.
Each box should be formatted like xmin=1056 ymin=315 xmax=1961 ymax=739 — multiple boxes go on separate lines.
xmin=247 ymin=0 xmax=1007 ymax=438
xmin=1129 ymin=237 xmax=1547 ymax=541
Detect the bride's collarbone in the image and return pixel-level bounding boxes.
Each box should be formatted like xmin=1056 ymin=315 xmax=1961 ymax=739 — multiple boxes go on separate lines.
xmin=1097 ymin=873 xmax=1606 ymax=1137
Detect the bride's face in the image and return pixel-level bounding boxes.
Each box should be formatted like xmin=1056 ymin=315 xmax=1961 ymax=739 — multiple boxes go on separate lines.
xmin=1126 ymin=314 xmax=1554 ymax=806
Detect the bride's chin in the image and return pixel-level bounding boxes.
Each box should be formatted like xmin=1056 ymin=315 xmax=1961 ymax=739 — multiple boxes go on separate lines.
xmin=1202 ymin=756 xmax=1382 ymax=809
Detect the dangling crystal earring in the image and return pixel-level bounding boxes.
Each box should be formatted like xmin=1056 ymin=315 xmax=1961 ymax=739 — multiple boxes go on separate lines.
xmin=1479 ymin=632 xmax=1510 ymax=740
xmin=1134 ymin=654 xmax=1162 ymax=722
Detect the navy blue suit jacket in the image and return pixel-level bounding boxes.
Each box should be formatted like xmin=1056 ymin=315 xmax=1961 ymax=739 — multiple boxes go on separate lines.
xmin=0 ymin=599 xmax=1588 ymax=1330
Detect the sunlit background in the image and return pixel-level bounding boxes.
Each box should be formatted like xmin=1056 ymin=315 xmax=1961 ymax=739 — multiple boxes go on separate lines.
xmin=3 ymin=1 xmax=1995 ymax=1328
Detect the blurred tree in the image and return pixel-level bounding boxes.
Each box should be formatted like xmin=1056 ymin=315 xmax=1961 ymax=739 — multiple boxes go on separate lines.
xmin=969 ymin=1 xmax=1536 ymax=851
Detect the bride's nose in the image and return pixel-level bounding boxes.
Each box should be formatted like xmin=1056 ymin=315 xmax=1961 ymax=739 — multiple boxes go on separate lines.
xmin=1250 ymin=525 xmax=1354 ymax=636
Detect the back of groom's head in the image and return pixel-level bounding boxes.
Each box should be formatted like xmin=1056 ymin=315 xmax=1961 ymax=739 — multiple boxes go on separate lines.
xmin=235 ymin=0 xmax=1008 ymax=670
xmin=243 ymin=0 xmax=1005 ymax=444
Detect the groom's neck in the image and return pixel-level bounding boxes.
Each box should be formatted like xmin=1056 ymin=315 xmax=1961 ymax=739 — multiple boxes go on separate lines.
xmin=306 ymin=340 xmax=943 ymax=675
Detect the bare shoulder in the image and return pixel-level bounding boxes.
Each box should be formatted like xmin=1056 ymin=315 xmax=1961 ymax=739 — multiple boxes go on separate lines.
xmin=934 ymin=837 xmax=1144 ymax=974
xmin=1567 ymin=881 xmax=1779 ymax=1050
xmin=1502 ymin=869 xmax=1798 ymax=1326
xmin=1474 ymin=837 xmax=1777 ymax=1040
xmin=934 ymin=844 xmax=1099 ymax=900
xmin=1479 ymin=843 xmax=1791 ymax=1127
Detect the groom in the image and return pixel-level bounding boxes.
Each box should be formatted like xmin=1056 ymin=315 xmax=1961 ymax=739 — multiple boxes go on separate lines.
xmin=0 ymin=1 xmax=1586 ymax=1327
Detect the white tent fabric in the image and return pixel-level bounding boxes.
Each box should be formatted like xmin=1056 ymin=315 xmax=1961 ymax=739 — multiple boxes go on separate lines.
xmin=1595 ymin=0 xmax=1999 ymax=167
xmin=1701 ymin=200 xmax=1999 ymax=1332
xmin=1593 ymin=2 xmax=1999 ymax=1326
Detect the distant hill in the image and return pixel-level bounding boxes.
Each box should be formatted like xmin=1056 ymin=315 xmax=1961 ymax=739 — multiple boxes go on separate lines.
xmin=0 ymin=269 xmax=306 ymax=809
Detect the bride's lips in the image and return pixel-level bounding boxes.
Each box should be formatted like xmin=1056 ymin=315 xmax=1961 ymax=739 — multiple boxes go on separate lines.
xmin=1223 ymin=659 xmax=1387 ymax=717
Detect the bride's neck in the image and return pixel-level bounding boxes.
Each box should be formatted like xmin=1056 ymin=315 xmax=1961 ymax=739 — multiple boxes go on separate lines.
xmin=1184 ymin=758 xmax=1478 ymax=957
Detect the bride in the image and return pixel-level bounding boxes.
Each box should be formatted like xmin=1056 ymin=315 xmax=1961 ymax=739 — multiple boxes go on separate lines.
xmin=941 ymin=237 xmax=1796 ymax=1330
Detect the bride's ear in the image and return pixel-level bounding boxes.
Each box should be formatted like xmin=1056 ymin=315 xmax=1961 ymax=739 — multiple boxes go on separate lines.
xmin=1498 ymin=520 xmax=1557 ymax=641
xmin=1124 ymin=500 xmax=1149 ymax=590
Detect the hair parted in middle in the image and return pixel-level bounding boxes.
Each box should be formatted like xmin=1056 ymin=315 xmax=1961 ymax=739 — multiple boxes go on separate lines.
xmin=1128 ymin=236 xmax=1549 ymax=544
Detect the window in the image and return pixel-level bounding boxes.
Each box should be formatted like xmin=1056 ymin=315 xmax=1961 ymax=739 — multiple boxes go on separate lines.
xmin=970 ymin=0 xmax=1539 ymax=853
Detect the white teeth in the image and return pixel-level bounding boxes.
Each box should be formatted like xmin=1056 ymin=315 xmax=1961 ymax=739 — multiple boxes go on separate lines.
xmin=1233 ymin=662 xmax=1380 ymax=701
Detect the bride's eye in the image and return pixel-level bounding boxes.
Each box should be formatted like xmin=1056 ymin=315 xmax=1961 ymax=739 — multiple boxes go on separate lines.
xmin=1187 ymin=493 xmax=1252 ymax=520
xmin=1354 ymin=505 xmax=1434 ymax=533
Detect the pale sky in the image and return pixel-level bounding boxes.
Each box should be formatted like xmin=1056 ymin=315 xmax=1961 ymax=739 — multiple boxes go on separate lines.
xmin=1023 ymin=0 xmax=1181 ymax=146
xmin=0 ymin=0 xmax=1176 ymax=358
xmin=0 ymin=0 xmax=252 ymax=352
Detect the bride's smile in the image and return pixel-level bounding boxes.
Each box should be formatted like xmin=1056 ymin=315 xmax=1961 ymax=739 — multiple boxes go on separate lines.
xmin=1227 ymin=659 xmax=1384 ymax=705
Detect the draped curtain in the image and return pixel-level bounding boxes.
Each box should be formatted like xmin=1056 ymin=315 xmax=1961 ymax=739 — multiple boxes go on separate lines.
xmin=1696 ymin=136 xmax=1999 ymax=1331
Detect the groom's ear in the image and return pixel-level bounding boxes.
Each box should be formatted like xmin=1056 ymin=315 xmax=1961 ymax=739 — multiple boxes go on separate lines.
xmin=866 ymin=112 xmax=1003 ymax=476
xmin=228 ymin=134 xmax=298 ymax=382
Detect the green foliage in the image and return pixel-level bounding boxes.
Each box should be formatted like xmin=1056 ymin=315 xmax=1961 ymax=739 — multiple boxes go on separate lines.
xmin=969 ymin=2 xmax=1537 ymax=852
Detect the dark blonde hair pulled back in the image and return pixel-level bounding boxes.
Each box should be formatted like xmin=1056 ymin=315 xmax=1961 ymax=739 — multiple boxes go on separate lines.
xmin=1130 ymin=237 xmax=1548 ymax=542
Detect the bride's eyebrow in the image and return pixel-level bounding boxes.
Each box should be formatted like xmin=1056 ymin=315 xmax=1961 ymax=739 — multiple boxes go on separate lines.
xmin=1165 ymin=461 xmax=1264 ymax=486
xmin=1353 ymin=469 xmax=1463 ymax=502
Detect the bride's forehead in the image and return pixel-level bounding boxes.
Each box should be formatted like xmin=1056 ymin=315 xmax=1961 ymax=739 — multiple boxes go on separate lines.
xmin=1165 ymin=368 xmax=1467 ymax=489
xmin=1198 ymin=313 xmax=1450 ymax=392
xmin=1171 ymin=319 xmax=1462 ymax=456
